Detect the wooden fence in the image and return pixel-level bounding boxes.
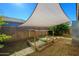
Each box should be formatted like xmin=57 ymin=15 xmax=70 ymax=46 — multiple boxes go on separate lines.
xmin=1 ymin=26 xmax=48 ymax=42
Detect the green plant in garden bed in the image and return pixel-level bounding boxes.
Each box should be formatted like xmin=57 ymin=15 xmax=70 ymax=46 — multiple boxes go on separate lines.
xmin=0 ymin=34 xmax=11 ymax=42
xmin=0 ymin=16 xmax=12 ymax=48
xmin=40 ymin=38 xmax=47 ymax=42
xmin=0 ymin=34 xmax=12 ymax=48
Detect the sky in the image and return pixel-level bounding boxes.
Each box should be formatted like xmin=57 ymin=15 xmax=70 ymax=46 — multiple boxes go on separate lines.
xmin=60 ymin=3 xmax=76 ymax=21
xmin=0 ymin=3 xmax=37 ymax=20
xmin=0 ymin=3 xmax=76 ymax=21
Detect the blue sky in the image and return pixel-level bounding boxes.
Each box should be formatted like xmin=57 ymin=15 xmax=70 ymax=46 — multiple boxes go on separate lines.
xmin=0 ymin=3 xmax=37 ymax=20
xmin=60 ymin=3 xmax=76 ymax=21
xmin=0 ymin=3 xmax=76 ymax=21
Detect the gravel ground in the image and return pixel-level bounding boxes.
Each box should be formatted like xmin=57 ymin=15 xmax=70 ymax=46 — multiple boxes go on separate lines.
xmin=28 ymin=38 xmax=79 ymax=56
xmin=0 ymin=37 xmax=79 ymax=56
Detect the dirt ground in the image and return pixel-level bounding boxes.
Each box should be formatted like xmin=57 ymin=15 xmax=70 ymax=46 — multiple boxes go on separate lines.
xmin=0 ymin=37 xmax=79 ymax=56
xmin=28 ymin=38 xmax=79 ymax=56
xmin=0 ymin=40 xmax=30 ymax=56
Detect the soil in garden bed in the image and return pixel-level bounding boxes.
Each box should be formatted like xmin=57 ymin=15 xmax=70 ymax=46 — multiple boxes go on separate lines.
xmin=0 ymin=39 xmax=31 ymax=56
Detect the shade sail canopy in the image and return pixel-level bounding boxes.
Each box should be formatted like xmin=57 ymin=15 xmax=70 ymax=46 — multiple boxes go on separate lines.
xmin=20 ymin=3 xmax=69 ymax=27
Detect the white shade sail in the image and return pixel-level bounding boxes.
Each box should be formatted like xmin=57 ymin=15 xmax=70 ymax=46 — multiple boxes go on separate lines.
xmin=20 ymin=3 xmax=69 ymax=27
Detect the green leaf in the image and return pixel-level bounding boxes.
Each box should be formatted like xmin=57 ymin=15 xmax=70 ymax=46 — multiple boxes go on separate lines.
xmin=0 ymin=34 xmax=12 ymax=42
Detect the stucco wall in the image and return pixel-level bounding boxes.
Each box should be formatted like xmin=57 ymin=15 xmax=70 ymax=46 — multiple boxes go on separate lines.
xmin=72 ymin=21 xmax=79 ymax=46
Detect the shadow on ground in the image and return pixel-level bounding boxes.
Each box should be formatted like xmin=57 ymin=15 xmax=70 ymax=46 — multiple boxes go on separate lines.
xmin=0 ymin=39 xmax=30 ymax=56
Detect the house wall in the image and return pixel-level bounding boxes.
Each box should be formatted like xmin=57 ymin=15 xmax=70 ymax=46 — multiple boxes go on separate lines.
xmin=72 ymin=21 xmax=79 ymax=46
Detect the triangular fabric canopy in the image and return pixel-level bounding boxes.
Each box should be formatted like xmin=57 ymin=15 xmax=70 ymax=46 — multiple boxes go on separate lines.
xmin=20 ymin=3 xmax=69 ymax=27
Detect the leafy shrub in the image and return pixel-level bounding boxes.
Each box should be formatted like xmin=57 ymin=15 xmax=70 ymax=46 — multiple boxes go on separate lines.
xmin=0 ymin=34 xmax=12 ymax=42
xmin=48 ymin=23 xmax=70 ymax=36
xmin=0 ymin=16 xmax=11 ymax=43
xmin=0 ymin=16 xmax=6 ymax=26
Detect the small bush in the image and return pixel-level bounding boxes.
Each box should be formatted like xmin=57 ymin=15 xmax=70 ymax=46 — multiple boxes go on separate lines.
xmin=48 ymin=23 xmax=70 ymax=36
xmin=0 ymin=34 xmax=12 ymax=42
xmin=0 ymin=16 xmax=6 ymax=26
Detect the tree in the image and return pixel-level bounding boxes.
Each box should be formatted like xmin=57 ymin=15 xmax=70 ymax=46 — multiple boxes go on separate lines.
xmin=55 ymin=23 xmax=69 ymax=35
xmin=0 ymin=16 xmax=6 ymax=26
xmin=48 ymin=23 xmax=70 ymax=36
